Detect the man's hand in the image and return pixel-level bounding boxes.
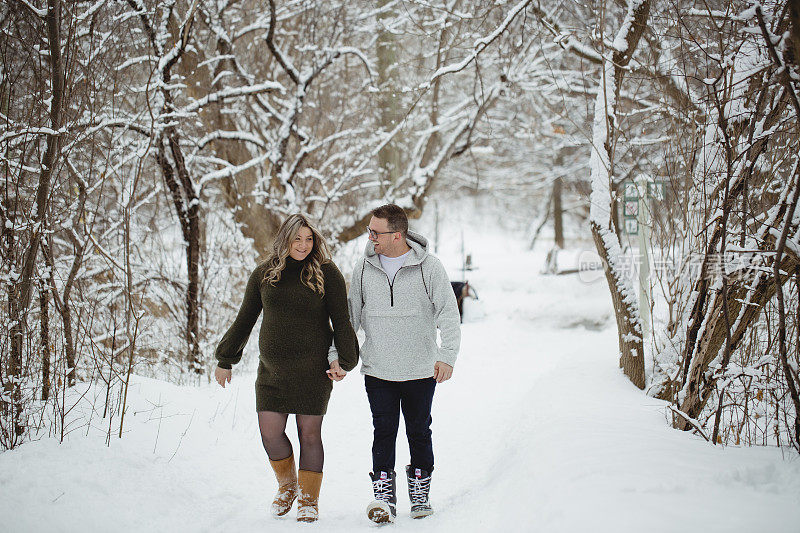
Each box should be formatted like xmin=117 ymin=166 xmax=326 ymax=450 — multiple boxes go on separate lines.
xmin=433 ymin=361 xmax=453 ymax=383
xmin=326 ymin=359 xmax=347 ymax=381
xmin=215 ymin=366 xmax=232 ymax=388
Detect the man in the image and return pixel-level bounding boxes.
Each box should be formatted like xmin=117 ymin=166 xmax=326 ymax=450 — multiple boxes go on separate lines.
xmin=348 ymin=204 xmax=461 ymax=524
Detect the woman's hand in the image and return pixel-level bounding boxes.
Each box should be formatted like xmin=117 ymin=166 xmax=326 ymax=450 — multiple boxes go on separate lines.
xmin=215 ymin=366 xmax=232 ymax=388
xmin=326 ymin=359 xmax=347 ymax=381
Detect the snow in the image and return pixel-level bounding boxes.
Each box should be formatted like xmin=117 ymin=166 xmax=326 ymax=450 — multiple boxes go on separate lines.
xmin=199 ymin=151 xmax=273 ymax=185
xmin=612 ymin=0 xmax=646 ymax=52
xmin=326 ymin=47 xmax=376 ymax=79
xmin=18 ymin=0 xmax=47 ymax=18
xmin=423 ymin=0 xmax=531 ymax=87
xmin=115 ymin=55 xmax=158 ymax=72
xmin=588 ymin=60 xmax=615 ymax=226
xmin=473 ymin=0 xmax=530 ymax=49
xmin=1 ymin=198 xmax=799 ymax=532
xmin=197 ymin=131 xmax=267 ymax=151
xmin=181 ymin=81 xmax=285 ymax=115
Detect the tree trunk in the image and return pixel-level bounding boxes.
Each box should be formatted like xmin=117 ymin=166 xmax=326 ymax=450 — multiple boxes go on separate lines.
xmin=592 ymin=223 xmax=646 ymax=388
xmin=376 ymin=0 xmax=403 ymax=185
xmin=41 ymin=241 xmax=77 ymax=388
xmin=57 ymin=290 xmax=76 ymax=386
xmin=161 ymin=129 xmax=204 ymax=374
xmin=770 ymin=166 xmax=800 ymax=450
xmin=6 ymin=295 xmax=25 ymax=439
xmin=5 ymin=0 xmax=66 ymax=439
xmin=186 ymin=211 xmax=201 ymax=372
xmin=587 ymin=0 xmax=651 ymax=390
xmin=676 ymin=212 xmax=800 ymax=429
xmin=553 ymin=177 xmax=564 ymax=249
xmin=39 ymin=279 xmax=50 ymax=401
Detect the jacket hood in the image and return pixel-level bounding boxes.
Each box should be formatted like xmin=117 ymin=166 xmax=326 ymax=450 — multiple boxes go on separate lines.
xmin=365 ymin=230 xmax=429 ymax=267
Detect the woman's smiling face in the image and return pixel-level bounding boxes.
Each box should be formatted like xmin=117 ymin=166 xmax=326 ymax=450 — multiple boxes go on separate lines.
xmin=289 ymin=226 xmax=314 ymax=261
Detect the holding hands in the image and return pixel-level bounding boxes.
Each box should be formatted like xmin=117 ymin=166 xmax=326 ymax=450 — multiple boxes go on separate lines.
xmin=327 ymin=359 xmax=347 ymax=381
xmin=216 ymin=361 xmax=346 ymax=387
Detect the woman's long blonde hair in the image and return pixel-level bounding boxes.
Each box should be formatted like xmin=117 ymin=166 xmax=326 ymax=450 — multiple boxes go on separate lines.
xmin=262 ymin=214 xmax=331 ymax=295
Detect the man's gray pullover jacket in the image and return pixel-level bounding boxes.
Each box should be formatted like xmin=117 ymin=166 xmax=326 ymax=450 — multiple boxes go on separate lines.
xmin=348 ymin=230 xmax=461 ymax=381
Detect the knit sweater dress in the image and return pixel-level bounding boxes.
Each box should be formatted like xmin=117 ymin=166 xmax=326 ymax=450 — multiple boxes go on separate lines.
xmin=215 ymin=257 xmax=359 ymax=415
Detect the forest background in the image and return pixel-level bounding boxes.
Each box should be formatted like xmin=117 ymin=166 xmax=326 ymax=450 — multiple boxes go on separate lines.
xmin=2 ymin=0 xmax=800 ymax=456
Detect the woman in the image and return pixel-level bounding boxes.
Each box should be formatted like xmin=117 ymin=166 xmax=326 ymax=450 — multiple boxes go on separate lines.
xmin=214 ymin=214 xmax=358 ymax=522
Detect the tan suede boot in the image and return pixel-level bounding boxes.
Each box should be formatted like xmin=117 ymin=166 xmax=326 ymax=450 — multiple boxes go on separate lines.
xmin=269 ymin=455 xmax=298 ymax=516
xmin=296 ymin=469 xmax=323 ymax=522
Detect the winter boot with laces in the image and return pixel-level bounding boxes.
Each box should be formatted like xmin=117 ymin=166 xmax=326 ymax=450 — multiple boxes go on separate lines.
xmin=406 ymin=465 xmax=433 ymax=519
xmin=366 ymin=470 xmax=397 ymax=523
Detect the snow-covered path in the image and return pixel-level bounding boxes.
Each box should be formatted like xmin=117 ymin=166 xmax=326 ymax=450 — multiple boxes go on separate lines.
xmin=2 ymin=216 xmax=799 ymax=532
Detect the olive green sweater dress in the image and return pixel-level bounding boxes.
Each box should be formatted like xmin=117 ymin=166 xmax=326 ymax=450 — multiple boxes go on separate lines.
xmin=215 ymin=257 xmax=359 ymax=415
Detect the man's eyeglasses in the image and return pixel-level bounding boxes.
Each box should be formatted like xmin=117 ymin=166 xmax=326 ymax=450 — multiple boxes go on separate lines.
xmin=366 ymin=227 xmax=396 ymax=239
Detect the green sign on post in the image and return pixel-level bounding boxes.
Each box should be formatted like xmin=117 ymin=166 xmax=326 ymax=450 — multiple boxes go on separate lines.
xmin=622 ymin=179 xmax=664 ymax=234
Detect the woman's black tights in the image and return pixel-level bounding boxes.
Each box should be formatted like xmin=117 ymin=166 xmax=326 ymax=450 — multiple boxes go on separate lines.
xmin=257 ymin=411 xmax=324 ymax=472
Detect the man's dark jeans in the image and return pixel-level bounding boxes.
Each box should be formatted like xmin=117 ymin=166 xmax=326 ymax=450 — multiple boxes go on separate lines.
xmin=365 ymin=375 xmax=436 ymax=474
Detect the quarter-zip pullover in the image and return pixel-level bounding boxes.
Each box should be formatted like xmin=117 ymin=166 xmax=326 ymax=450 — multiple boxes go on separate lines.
xmin=348 ymin=231 xmax=461 ymax=381
xmin=380 ymin=249 xmax=411 ymax=284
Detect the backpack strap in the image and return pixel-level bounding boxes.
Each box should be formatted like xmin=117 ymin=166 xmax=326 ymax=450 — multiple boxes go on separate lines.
xmin=419 ymin=263 xmax=432 ymax=304
xmin=360 ymin=258 xmax=367 ymax=307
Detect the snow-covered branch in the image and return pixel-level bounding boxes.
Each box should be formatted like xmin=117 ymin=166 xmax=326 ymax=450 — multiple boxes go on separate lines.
xmin=422 ymin=0 xmax=532 ymax=88
xmin=180 ymin=81 xmax=284 ymax=115
xmin=196 ymin=131 xmax=267 ymax=151
xmin=199 ymin=153 xmax=272 ymax=186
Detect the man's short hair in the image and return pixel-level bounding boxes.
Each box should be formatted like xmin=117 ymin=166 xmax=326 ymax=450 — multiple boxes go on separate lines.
xmin=372 ymin=204 xmax=408 ymax=236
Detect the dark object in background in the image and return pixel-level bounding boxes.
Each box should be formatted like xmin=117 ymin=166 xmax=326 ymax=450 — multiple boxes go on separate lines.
xmin=450 ymin=281 xmax=478 ymax=322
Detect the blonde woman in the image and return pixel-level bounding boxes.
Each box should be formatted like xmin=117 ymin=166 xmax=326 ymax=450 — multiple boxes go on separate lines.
xmin=214 ymin=213 xmax=358 ymax=522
